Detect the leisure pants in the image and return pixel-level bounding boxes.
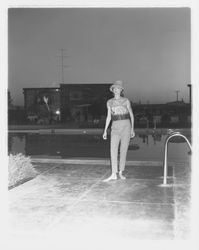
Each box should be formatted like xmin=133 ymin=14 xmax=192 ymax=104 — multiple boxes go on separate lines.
xmin=110 ymin=119 xmax=131 ymax=173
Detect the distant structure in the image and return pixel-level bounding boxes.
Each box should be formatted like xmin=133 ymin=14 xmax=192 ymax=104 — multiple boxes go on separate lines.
xmin=58 ymin=49 xmax=68 ymax=84
xmin=21 ymin=83 xmax=191 ymax=128
xmin=175 ymin=90 xmax=180 ymax=102
xmin=23 ymin=83 xmax=112 ymax=124
xmin=59 ymin=83 xmax=112 ymax=122
xmin=133 ymin=100 xmax=191 ymax=128
xmin=23 ymin=87 xmax=61 ymax=124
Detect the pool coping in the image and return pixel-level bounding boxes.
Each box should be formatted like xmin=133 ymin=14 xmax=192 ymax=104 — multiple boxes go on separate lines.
xmin=31 ymin=158 xmax=177 ymax=167
xmin=8 ymin=128 xmax=191 ymax=134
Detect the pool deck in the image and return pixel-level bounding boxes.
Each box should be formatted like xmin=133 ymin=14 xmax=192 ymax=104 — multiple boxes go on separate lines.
xmin=8 ymin=160 xmax=191 ymax=248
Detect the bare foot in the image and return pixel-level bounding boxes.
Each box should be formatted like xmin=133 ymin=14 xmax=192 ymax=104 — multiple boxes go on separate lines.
xmin=119 ymin=171 xmax=126 ymax=180
xmin=103 ymin=173 xmax=117 ymax=182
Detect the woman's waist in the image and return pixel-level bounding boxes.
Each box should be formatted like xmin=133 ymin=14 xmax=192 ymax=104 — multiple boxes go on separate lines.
xmin=111 ymin=119 xmax=131 ymax=131
xmin=111 ymin=113 xmax=130 ymax=121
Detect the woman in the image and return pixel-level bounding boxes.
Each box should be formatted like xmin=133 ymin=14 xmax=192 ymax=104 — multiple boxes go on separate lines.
xmin=102 ymin=80 xmax=135 ymax=181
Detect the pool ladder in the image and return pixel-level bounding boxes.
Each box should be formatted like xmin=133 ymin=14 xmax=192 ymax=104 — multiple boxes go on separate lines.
xmin=163 ymin=131 xmax=192 ymax=185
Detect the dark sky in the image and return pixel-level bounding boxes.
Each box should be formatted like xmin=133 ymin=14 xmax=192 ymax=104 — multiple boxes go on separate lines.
xmin=8 ymin=8 xmax=190 ymax=105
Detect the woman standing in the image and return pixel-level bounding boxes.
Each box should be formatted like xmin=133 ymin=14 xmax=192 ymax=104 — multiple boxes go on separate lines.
xmin=102 ymin=80 xmax=135 ymax=181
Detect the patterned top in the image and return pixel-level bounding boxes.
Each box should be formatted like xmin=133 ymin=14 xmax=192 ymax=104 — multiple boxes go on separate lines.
xmin=107 ymin=97 xmax=130 ymax=116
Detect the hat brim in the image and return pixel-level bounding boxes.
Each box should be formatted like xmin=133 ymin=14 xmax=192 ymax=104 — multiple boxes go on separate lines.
xmin=110 ymin=84 xmax=124 ymax=92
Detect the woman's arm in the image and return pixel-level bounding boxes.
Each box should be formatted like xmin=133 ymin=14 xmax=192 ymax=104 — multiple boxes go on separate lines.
xmin=127 ymin=99 xmax=135 ymax=138
xmin=102 ymin=103 xmax=112 ymax=140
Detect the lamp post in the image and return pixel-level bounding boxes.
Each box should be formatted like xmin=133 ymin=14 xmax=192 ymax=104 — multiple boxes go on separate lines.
xmin=187 ymin=84 xmax=192 ymax=105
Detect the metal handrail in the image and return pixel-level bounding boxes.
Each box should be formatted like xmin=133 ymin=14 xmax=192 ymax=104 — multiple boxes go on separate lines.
xmin=163 ymin=132 xmax=192 ymax=185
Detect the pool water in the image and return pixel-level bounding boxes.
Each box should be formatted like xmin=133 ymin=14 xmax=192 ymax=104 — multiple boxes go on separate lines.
xmin=8 ymin=129 xmax=191 ymax=162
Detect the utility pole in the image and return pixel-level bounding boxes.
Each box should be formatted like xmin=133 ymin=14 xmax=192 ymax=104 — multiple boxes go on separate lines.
xmin=61 ymin=49 xmax=64 ymax=84
xmin=175 ymin=90 xmax=180 ymax=102
xmin=58 ymin=49 xmax=68 ymax=84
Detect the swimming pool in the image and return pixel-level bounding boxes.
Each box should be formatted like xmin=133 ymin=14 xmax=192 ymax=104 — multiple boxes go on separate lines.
xmin=8 ymin=128 xmax=191 ymax=162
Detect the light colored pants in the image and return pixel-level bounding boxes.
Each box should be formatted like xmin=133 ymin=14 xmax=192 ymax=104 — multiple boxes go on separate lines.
xmin=110 ymin=119 xmax=131 ymax=173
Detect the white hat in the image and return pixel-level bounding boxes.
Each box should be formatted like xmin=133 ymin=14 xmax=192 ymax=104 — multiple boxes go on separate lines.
xmin=110 ymin=80 xmax=124 ymax=92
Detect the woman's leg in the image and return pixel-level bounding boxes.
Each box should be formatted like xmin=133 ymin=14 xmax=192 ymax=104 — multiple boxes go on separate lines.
xmin=110 ymin=132 xmax=120 ymax=174
xmin=119 ymin=123 xmax=131 ymax=178
xmin=103 ymin=132 xmax=120 ymax=181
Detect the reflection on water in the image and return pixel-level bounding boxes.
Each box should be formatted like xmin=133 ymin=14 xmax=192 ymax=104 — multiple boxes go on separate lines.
xmin=8 ymin=129 xmax=191 ymax=161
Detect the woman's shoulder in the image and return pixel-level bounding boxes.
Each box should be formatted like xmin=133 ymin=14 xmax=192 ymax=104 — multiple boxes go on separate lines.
xmin=122 ymin=97 xmax=130 ymax=103
xmin=107 ymin=98 xmax=114 ymax=105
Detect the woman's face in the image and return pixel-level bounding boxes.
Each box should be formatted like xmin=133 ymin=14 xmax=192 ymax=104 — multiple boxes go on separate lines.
xmin=113 ymin=86 xmax=123 ymax=95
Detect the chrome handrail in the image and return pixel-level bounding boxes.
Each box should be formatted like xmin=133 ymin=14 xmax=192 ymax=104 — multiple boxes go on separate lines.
xmin=163 ymin=131 xmax=192 ymax=185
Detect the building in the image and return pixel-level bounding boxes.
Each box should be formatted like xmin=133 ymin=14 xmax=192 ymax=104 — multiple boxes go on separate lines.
xmin=23 ymin=83 xmax=112 ymax=124
xmin=132 ymin=102 xmax=191 ymax=128
xmin=153 ymin=115 xmax=162 ymax=124
xmin=170 ymin=115 xmax=179 ymax=124
xmin=59 ymin=84 xmax=112 ymax=122
xmin=23 ymin=87 xmax=61 ymax=124
xmin=22 ymin=85 xmax=191 ymax=127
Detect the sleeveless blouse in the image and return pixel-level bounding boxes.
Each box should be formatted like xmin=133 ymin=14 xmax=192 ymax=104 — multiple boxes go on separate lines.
xmin=107 ymin=97 xmax=130 ymax=119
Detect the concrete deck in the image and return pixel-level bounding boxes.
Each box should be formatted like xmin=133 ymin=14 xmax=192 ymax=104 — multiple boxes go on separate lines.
xmin=9 ymin=161 xmax=191 ymax=247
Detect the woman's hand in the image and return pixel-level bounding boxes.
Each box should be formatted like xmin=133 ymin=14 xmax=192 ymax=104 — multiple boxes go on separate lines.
xmin=130 ymin=130 xmax=135 ymax=138
xmin=103 ymin=131 xmax=107 ymax=140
